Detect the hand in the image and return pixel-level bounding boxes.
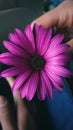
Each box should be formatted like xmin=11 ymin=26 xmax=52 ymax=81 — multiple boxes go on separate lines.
xmin=31 ymin=1 xmax=73 ymax=53
xmin=0 ymin=77 xmax=37 ymax=130
xmin=0 ymin=96 xmax=18 ymax=130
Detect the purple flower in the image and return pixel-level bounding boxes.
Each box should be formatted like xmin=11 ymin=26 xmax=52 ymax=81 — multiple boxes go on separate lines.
xmin=0 ymin=24 xmax=72 ymax=100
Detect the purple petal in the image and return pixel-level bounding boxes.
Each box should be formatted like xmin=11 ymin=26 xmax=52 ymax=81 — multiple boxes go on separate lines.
xmin=41 ymin=70 xmax=53 ymax=99
xmin=49 ymin=34 xmax=64 ymax=49
xmin=51 ymin=79 xmax=63 ymax=92
xmin=3 ymin=40 xmax=29 ymax=58
xmin=33 ymin=24 xmax=52 ymax=55
xmin=8 ymin=33 xmax=22 ymax=45
xmin=0 ymin=66 xmax=26 ymax=77
xmin=9 ymin=32 xmax=34 ymax=55
xmin=33 ymin=23 xmax=39 ymax=53
xmin=44 ymin=44 xmax=70 ymax=59
xmin=0 ymin=52 xmax=28 ymax=67
xmin=45 ymin=64 xmax=73 ymax=77
xmin=40 ymin=28 xmax=52 ymax=55
xmin=33 ymin=24 xmax=46 ymax=53
xmin=14 ymin=28 xmax=35 ymax=55
xmin=45 ymin=65 xmax=64 ymax=86
xmin=12 ymin=70 xmax=32 ymax=92
xmin=46 ymin=54 xmax=71 ymax=66
xmin=24 ymin=24 xmax=35 ymax=50
xmin=20 ymin=72 xmax=38 ymax=100
xmin=50 ymin=65 xmax=73 ymax=77
xmin=45 ymin=67 xmax=63 ymax=91
xmin=37 ymin=74 xmax=46 ymax=100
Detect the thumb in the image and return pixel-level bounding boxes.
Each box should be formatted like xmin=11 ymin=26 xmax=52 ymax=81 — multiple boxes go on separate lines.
xmin=66 ymin=39 xmax=73 ymax=54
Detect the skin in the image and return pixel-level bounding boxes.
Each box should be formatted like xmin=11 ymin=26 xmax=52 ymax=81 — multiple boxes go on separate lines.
xmin=31 ymin=0 xmax=73 ymax=53
xmin=0 ymin=79 xmax=36 ymax=130
xmin=0 ymin=1 xmax=73 ymax=130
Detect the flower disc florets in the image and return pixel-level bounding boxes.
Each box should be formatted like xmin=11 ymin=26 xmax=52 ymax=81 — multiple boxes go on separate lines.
xmin=30 ymin=55 xmax=45 ymax=71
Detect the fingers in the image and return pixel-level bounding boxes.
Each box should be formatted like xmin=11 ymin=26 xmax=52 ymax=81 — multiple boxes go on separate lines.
xmin=5 ymin=77 xmax=28 ymax=130
xmin=16 ymin=98 xmax=37 ymax=130
xmin=12 ymin=91 xmax=28 ymax=130
xmin=13 ymin=91 xmax=36 ymax=130
xmin=31 ymin=1 xmax=73 ymax=29
xmin=0 ymin=96 xmax=18 ymax=130
xmin=5 ymin=78 xmax=28 ymax=130
xmin=6 ymin=77 xmax=14 ymax=88
xmin=16 ymin=100 xmax=28 ymax=130
xmin=66 ymin=39 xmax=73 ymax=53
xmin=31 ymin=8 xmax=59 ymax=29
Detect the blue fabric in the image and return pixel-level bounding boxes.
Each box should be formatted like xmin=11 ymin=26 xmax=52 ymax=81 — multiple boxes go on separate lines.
xmin=45 ymin=79 xmax=73 ymax=130
xmin=50 ymin=0 xmax=64 ymax=6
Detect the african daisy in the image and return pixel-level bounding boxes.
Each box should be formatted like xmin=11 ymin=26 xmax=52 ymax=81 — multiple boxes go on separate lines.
xmin=0 ymin=24 xmax=72 ymax=100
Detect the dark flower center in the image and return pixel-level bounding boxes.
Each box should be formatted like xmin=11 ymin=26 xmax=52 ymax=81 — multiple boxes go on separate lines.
xmin=31 ymin=56 xmax=45 ymax=71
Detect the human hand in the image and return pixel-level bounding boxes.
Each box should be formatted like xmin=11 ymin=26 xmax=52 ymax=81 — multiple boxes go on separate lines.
xmin=31 ymin=1 xmax=73 ymax=53
xmin=0 ymin=77 xmax=36 ymax=130
xmin=0 ymin=95 xmax=18 ymax=130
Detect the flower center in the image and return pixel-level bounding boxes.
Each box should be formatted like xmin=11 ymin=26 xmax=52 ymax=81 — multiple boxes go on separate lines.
xmin=31 ymin=56 xmax=45 ymax=71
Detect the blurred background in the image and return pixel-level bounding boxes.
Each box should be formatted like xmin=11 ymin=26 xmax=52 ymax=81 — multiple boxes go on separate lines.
xmin=0 ymin=0 xmax=64 ymax=52
xmin=0 ymin=0 xmax=73 ymax=130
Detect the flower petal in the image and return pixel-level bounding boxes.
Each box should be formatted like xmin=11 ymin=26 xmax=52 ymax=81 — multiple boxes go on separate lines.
xmin=3 ymin=40 xmax=29 ymax=58
xmin=9 ymin=32 xmax=34 ymax=55
xmin=14 ymin=28 xmax=35 ymax=54
xmin=45 ymin=67 xmax=63 ymax=91
xmin=45 ymin=65 xmax=64 ymax=86
xmin=0 ymin=52 xmax=28 ymax=67
xmin=24 ymin=24 xmax=35 ymax=50
xmin=40 ymin=28 xmax=52 ymax=55
xmin=46 ymin=54 xmax=71 ymax=66
xmin=8 ymin=33 xmax=22 ymax=46
xmin=37 ymin=74 xmax=46 ymax=100
xmin=33 ymin=24 xmax=52 ymax=55
xmin=49 ymin=65 xmax=73 ymax=77
xmin=33 ymin=23 xmax=39 ymax=53
xmin=40 ymin=70 xmax=53 ymax=99
xmin=12 ymin=70 xmax=32 ymax=92
xmin=51 ymin=79 xmax=63 ymax=92
xmin=20 ymin=71 xmax=38 ymax=100
xmin=49 ymin=34 xmax=64 ymax=49
xmin=44 ymin=44 xmax=70 ymax=59
xmin=0 ymin=66 xmax=26 ymax=77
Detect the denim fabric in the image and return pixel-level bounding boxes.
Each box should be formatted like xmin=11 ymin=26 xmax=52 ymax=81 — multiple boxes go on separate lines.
xmin=45 ymin=79 xmax=73 ymax=130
